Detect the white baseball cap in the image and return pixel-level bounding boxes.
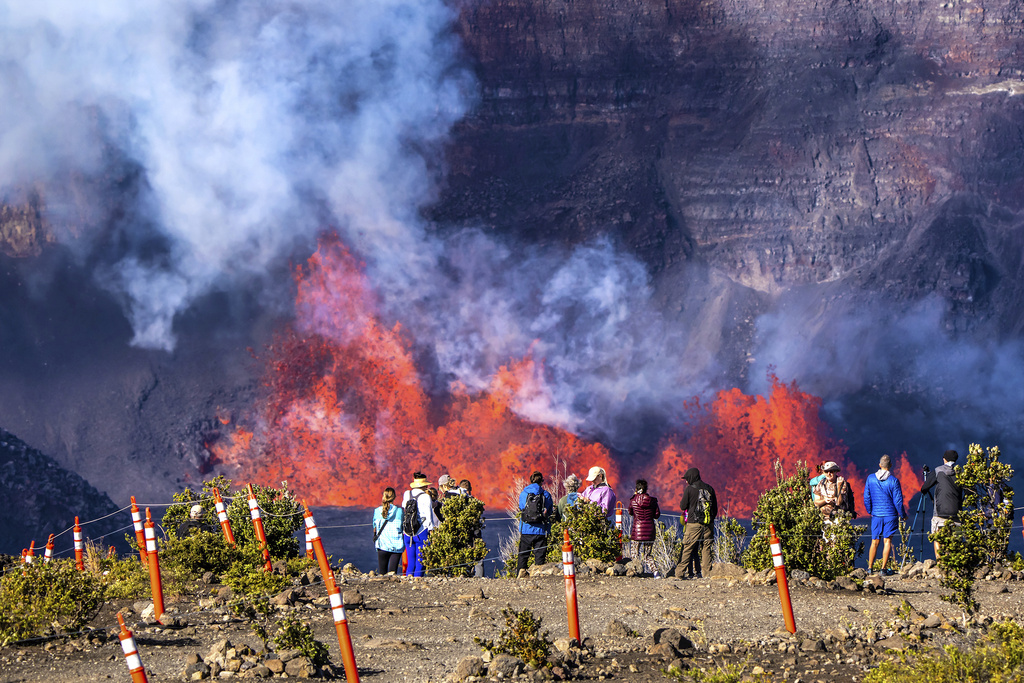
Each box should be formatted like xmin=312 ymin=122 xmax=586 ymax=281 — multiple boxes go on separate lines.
xmin=586 ymin=466 xmax=606 ymax=482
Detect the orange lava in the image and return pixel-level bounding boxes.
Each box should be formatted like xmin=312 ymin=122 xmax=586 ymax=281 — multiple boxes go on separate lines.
xmin=648 ymin=375 xmax=920 ymax=518
xmin=207 ymin=236 xmax=919 ymax=515
xmin=207 ymin=238 xmax=613 ymax=508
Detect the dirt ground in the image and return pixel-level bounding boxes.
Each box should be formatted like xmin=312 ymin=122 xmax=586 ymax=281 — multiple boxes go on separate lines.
xmin=1 ymin=564 xmax=1022 ymax=683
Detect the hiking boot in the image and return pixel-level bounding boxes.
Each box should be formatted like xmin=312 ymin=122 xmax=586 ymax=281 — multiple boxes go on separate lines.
xmin=517 ymin=569 xmax=529 ymax=579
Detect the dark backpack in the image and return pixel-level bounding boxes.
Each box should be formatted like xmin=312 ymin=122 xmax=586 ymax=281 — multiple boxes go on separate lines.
xmin=402 ymin=495 xmax=423 ymax=535
xmin=522 ymin=491 xmax=546 ymax=526
xmin=837 ymin=480 xmax=857 ymax=519
xmin=693 ymin=488 xmax=712 ymax=525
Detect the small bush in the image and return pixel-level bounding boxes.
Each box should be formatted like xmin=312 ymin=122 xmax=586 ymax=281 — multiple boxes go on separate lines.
xmin=865 ymin=620 xmax=1024 ymax=682
xmin=475 ymin=607 xmax=552 ymax=669
xmin=741 ymin=461 xmax=863 ymax=580
xmin=162 ymin=476 xmax=303 ymax=559
xmin=545 ymin=500 xmax=622 ymax=565
xmin=0 ymin=560 xmax=104 ymax=645
xmin=222 ymin=542 xmax=289 ymax=597
xmin=933 ymin=443 xmax=1015 ymax=613
xmin=274 ymin=614 xmax=330 ymax=667
xmin=422 ymin=495 xmax=488 ymax=577
xmin=160 ymin=531 xmax=241 ymax=580
xmin=714 ymin=517 xmax=747 ymax=564
xmin=101 ymin=555 xmax=152 ymax=600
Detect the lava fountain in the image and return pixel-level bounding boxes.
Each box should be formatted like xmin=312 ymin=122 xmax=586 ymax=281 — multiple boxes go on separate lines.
xmin=209 ymin=236 xmax=919 ymax=513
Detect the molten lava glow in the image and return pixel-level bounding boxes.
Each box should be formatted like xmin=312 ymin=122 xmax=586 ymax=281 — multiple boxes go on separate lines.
xmin=208 ymin=238 xmax=613 ymax=508
xmin=649 ymin=376 xmax=921 ymax=518
xmin=208 ymin=237 xmax=918 ymax=514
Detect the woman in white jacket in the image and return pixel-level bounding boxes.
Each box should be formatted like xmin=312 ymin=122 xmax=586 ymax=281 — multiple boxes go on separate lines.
xmin=402 ymin=473 xmax=439 ymax=576
xmin=372 ymin=488 xmax=404 ymax=575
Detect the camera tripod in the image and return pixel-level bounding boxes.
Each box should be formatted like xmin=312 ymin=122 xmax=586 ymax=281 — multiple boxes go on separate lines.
xmin=910 ymin=466 xmax=933 ymax=562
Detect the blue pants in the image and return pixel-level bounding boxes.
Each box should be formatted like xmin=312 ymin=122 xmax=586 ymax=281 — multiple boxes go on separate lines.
xmin=403 ymin=529 xmax=429 ymax=577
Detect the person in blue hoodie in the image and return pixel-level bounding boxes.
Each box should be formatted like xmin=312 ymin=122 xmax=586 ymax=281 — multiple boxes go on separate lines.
xmin=516 ymin=471 xmax=554 ymax=577
xmin=863 ymin=454 xmax=906 ymax=575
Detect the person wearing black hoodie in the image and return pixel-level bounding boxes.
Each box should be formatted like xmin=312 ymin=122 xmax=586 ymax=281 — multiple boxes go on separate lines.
xmin=679 ymin=468 xmax=718 ymax=578
xmin=920 ymin=449 xmax=962 ymax=560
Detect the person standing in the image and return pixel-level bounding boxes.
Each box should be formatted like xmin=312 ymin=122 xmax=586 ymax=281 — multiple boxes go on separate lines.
xmin=402 ymin=473 xmax=439 ymax=577
xmin=373 ymin=487 xmax=404 ymax=575
xmin=628 ymin=479 xmax=661 ymax=575
xmin=516 ymin=471 xmax=554 ymax=577
xmin=919 ymin=449 xmax=961 ymax=560
xmin=679 ymin=468 xmax=717 ymax=578
xmin=864 ymin=454 xmax=905 ymax=575
xmin=558 ymin=474 xmax=582 ymax=519
xmin=812 ymin=461 xmax=849 ymax=521
xmin=580 ymin=466 xmax=616 ymax=518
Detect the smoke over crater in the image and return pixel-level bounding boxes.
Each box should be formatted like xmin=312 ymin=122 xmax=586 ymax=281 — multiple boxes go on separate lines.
xmin=1 ymin=0 xmax=1023 ymax=512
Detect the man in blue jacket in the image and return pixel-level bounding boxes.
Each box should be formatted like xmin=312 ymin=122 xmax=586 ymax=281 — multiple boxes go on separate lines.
xmin=863 ymin=454 xmax=906 ymax=575
xmin=517 ymin=471 xmax=554 ymax=577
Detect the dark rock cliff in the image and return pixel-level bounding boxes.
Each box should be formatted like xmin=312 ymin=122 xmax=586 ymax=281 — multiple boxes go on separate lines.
xmin=437 ymin=0 xmax=1024 ymax=335
xmin=0 ymin=428 xmax=121 ymax=555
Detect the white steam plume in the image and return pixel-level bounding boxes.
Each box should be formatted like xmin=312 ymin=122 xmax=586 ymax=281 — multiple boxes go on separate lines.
xmin=0 ymin=0 xmax=472 ymax=349
xmin=751 ymin=291 xmax=1024 ymax=456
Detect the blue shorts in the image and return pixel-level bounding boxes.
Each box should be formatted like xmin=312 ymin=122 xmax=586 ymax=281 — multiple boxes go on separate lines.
xmin=871 ymin=516 xmax=898 ymax=540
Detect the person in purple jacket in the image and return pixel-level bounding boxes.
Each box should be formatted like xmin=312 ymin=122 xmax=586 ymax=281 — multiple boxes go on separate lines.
xmin=580 ymin=466 xmax=617 ymax=518
xmin=863 ymin=454 xmax=906 ymax=575
xmin=628 ymin=479 xmax=661 ymax=575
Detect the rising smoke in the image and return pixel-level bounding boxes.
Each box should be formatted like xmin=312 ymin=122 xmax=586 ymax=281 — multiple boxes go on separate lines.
xmin=0 ymin=0 xmax=472 ymax=349
xmin=2 ymin=1 xmax=1021 ymax=471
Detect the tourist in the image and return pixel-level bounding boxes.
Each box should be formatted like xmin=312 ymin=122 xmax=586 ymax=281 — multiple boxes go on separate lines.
xmin=427 ymin=486 xmax=444 ymax=524
xmin=812 ymin=461 xmax=852 ymax=522
xmin=919 ymin=449 xmax=961 ymax=560
xmin=439 ymin=474 xmax=461 ymax=499
xmin=628 ymin=479 xmax=661 ymax=575
xmin=176 ymin=503 xmax=216 ymax=538
xmin=373 ymin=487 xmax=404 ymax=575
xmin=402 ymin=473 xmax=439 ymax=577
xmin=558 ymin=474 xmax=582 ymax=519
xmin=580 ymin=466 xmax=616 ymax=518
xmin=864 ymin=454 xmax=905 ymax=575
xmin=679 ymin=467 xmax=717 ymax=578
xmin=516 ymin=471 xmax=554 ymax=577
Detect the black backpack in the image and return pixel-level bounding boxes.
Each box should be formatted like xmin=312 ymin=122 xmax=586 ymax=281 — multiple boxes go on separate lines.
xmin=522 ymin=491 xmax=546 ymax=525
xmin=402 ymin=495 xmax=423 ymax=535
xmin=693 ymin=488 xmax=712 ymax=525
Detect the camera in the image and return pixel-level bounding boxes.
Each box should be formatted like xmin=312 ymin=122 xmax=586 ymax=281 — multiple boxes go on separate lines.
xmin=922 ymin=464 xmax=931 ymax=475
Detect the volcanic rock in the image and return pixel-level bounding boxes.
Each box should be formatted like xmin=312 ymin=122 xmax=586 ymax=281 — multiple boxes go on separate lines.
xmin=0 ymin=428 xmax=121 ymax=554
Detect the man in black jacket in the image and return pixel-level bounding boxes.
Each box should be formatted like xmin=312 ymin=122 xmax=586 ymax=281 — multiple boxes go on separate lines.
xmin=679 ymin=468 xmax=718 ymax=578
xmin=920 ymin=449 xmax=962 ymax=560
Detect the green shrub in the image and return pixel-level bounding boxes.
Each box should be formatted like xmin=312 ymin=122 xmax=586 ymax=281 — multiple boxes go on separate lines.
xmin=0 ymin=560 xmax=104 ymax=644
xmin=475 ymin=607 xmax=552 ymax=668
xmin=274 ymin=614 xmax=330 ymax=667
xmin=865 ymin=620 xmax=1024 ymax=682
xmin=162 ymin=476 xmax=303 ymax=560
xmin=421 ymin=495 xmax=488 ymax=577
xmin=101 ymin=555 xmax=152 ymax=600
xmin=741 ymin=462 xmax=863 ymax=580
xmin=932 ymin=444 xmax=1014 ymax=612
xmin=160 ymin=531 xmax=241 ymax=580
xmin=544 ymin=500 xmax=621 ymax=564
xmin=714 ymin=517 xmax=748 ymax=564
xmin=221 ymin=542 xmax=289 ymax=597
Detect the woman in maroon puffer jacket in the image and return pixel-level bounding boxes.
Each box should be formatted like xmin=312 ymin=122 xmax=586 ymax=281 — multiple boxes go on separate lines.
xmin=628 ymin=479 xmax=661 ymax=575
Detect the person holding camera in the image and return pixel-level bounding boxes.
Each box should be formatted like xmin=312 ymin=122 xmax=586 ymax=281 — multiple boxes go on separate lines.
xmin=920 ymin=449 xmax=962 ymax=560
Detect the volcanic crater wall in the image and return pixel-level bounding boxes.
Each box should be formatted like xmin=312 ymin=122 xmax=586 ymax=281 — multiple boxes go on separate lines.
xmin=439 ymin=0 xmax=1024 ymax=320
xmin=1 ymin=0 xmax=1024 ymax=507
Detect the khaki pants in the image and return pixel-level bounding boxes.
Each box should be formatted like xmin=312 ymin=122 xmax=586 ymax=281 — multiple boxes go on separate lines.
xmin=681 ymin=522 xmax=713 ymax=577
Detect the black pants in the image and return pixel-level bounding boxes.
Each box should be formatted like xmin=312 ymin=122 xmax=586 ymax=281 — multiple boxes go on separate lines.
xmin=516 ymin=533 xmax=547 ymax=572
xmin=377 ymin=549 xmax=402 ymax=575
